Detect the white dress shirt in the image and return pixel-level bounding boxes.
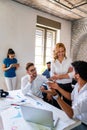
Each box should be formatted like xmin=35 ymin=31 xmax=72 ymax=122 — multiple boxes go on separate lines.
xmin=21 ymin=74 xmax=48 ymax=98
xmin=51 ymin=58 xmax=74 ymax=84
xmin=71 ymin=83 xmax=87 ymax=125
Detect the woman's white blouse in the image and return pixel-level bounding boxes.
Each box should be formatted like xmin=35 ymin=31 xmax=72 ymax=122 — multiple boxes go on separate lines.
xmin=51 ymin=58 xmax=74 ymax=84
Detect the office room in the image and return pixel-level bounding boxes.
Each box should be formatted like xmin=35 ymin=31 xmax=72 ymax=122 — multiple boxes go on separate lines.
xmin=0 ymin=0 xmax=87 ymax=130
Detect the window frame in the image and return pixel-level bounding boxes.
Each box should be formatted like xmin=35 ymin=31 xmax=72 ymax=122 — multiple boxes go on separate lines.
xmin=36 ymin=25 xmax=57 ymax=65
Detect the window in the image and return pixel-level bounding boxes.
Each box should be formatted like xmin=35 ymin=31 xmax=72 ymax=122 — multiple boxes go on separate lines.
xmin=35 ymin=26 xmax=56 ymax=74
xmin=35 ymin=16 xmax=61 ymax=74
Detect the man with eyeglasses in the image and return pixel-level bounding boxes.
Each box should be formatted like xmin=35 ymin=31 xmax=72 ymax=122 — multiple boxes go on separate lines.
xmin=21 ymin=62 xmax=47 ymax=98
xmin=21 ymin=62 xmax=59 ymax=107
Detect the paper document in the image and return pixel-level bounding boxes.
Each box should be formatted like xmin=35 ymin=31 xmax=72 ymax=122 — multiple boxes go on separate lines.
xmin=1 ymin=106 xmax=51 ymax=130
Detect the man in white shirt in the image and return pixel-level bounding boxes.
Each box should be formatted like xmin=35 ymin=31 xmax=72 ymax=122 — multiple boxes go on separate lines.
xmin=21 ymin=62 xmax=59 ymax=108
xmin=47 ymin=61 xmax=87 ymax=129
xmin=21 ymin=62 xmax=48 ymax=98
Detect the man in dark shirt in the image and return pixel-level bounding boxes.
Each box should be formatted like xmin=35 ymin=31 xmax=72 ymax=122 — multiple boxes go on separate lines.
xmin=42 ymin=61 xmax=51 ymax=79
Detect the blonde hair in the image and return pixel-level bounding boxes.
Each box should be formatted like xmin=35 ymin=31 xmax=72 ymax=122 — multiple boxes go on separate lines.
xmin=53 ymin=43 xmax=67 ymax=61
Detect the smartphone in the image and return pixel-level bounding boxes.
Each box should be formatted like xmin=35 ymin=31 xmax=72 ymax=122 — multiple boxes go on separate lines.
xmin=13 ymin=63 xmax=19 ymax=67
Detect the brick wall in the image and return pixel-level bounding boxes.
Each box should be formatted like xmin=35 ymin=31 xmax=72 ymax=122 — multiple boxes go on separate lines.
xmin=71 ymin=18 xmax=87 ymax=61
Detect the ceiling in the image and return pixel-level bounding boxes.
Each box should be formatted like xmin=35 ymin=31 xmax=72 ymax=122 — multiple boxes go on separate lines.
xmin=12 ymin=0 xmax=87 ymax=21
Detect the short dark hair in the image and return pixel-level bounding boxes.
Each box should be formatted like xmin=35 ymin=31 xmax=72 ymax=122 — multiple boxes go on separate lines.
xmin=72 ymin=61 xmax=87 ymax=81
xmin=26 ymin=62 xmax=34 ymax=70
xmin=46 ymin=61 xmax=51 ymax=64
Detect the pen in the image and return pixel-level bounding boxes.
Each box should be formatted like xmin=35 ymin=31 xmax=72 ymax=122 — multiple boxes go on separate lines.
xmin=36 ymin=101 xmax=42 ymax=106
xmin=21 ymin=99 xmax=26 ymax=102
xmin=16 ymin=95 xmax=21 ymax=98
xmin=11 ymin=104 xmax=20 ymax=106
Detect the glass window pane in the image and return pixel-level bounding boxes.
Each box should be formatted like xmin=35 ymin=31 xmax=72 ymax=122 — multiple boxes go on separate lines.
xmin=46 ymin=48 xmax=52 ymax=57
xmin=35 ymin=47 xmax=43 ymax=55
xmin=46 ymin=30 xmax=56 ymax=62
xmin=35 ymin=65 xmax=43 ymax=74
xmin=35 ymin=29 xmax=44 ymax=46
xmin=46 ymin=31 xmax=54 ymax=47
xmin=35 ymin=26 xmax=59 ymax=74
xmin=46 ymin=57 xmax=52 ymax=63
xmin=35 ymin=56 xmax=43 ymax=64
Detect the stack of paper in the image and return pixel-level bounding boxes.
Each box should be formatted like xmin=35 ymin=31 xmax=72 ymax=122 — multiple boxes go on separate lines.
xmin=1 ymin=106 xmax=51 ymax=130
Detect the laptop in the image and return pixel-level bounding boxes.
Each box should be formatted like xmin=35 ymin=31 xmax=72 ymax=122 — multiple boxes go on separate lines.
xmin=20 ymin=105 xmax=59 ymax=129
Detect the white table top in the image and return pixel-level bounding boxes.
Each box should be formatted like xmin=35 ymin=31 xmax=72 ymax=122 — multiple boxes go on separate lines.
xmin=0 ymin=90 xmax=81 ymax=130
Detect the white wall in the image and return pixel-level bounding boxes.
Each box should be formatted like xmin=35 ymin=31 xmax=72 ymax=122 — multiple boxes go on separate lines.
xmin=0 ymin=0 xmax=71 ymax=90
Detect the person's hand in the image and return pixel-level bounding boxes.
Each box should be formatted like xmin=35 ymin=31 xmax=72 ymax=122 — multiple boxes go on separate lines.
xmin=13 ymin=63 xmax=20 ymax=68
xmin=40 ymin=86 xmax=45 ymax=92
xmin=46 ymin=93 xmax=52 ymax=101
xmin=47 ymin=82 xmax=58 ymax=90
xmin=9 ymin=64 xmax=14 ymax=68
xmin=51 ymin=75 xmax=58 ymax=80
xmin=51 ymin=73 xmax=60 ymax=80
xmin=68 ymin=67 xmax=73 ymax=73
xmin=29 ymin=75 xmax=35 ymax=83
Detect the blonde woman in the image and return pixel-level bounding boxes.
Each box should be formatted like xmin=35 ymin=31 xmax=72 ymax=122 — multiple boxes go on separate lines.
xmin=50 ymin=43 xmax=74 ymax=105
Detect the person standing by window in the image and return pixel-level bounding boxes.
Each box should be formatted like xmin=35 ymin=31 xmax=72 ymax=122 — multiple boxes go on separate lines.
xmin=2 ymin=48 xmax=19 ymax=90
xmin=42 ymin=61 xmax=51 ymax=79
xmin=50 ymin=43 xmax=74 ymax=106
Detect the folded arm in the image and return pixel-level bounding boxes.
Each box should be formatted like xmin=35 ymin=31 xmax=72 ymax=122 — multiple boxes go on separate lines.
xmin=50 ymin=66 xmax=74 ymax=80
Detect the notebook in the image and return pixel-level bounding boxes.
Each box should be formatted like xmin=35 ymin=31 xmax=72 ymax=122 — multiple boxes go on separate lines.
xmin=20 ymin=105 xmax=59 ymax=129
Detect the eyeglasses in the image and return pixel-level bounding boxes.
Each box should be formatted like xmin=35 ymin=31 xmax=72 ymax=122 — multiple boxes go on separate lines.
xmin=30 ymin=68 xmax=36 ymax=72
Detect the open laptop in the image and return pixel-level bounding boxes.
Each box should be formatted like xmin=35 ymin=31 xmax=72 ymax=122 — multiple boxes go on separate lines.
xmin=20 ymin=105 xmax=59 ymax=129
